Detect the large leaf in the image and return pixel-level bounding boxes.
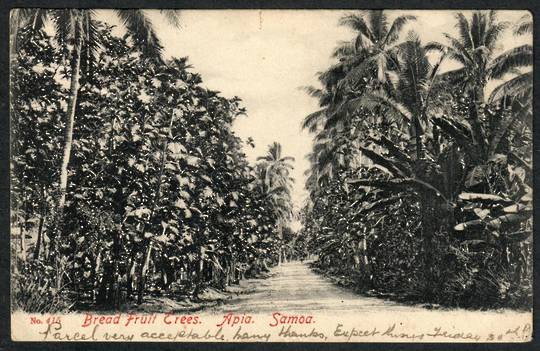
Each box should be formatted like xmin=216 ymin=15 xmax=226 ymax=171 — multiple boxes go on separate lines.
xmin=458 ymin=192 xmax=513 ymax=205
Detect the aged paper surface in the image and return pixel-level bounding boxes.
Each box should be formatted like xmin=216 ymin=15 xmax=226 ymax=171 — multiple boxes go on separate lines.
xmin=10 ymin=9 xmax=533 ymax=342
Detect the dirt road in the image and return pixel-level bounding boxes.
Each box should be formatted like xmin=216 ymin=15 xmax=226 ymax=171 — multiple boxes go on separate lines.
xmin=167 ymin=261 xmax=530 ymax=342
xmin=209 ymin=261 xmax=431 ymax=314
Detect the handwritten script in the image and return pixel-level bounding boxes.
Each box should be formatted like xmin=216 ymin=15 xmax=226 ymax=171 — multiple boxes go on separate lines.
xmin=24 ymin=312 xmax=532 ymax=342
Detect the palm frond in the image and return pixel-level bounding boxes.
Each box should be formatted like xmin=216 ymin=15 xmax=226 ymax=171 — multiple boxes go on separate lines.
xmin=115 ymin=9 xmax=163 ymax=58
xmin=368 ymin=10 xmax=388 ymax=41
xmin=424 ymin=41 xmax=447 ymax=53
xmin=489 ymin=44 xmax=532 ymax=79
xmin=454 ymin=13 xmax=474 ymax=49
xmin=470 ymin=11 xmax=487 ymax=48
xmin=80 ymin=12 xmax=102 ymax=72
xmin=484 ymin=22 xmax=509 ymax=51
xmin=338 ymin=54 xmax=377 ymax=89
xmin=442 ymin=33 xmax=474 ymax=65
xmin=435 ymin=68 xmax=468 ymax=88
xmin=332 ymin=40 xmax=356 ymax=58
xmin=487 ymin=109 xmax=517 ymax=156
xmin=50 ymin=9 xmax=76 ymax=58
xmin=396 ymin=35 xmax=430 ymax=113
xmin=359 ymin=90 xmax=412 ymax=123
xmin=514 ymin=15 xmax=532 ymax=35
xmin=338 ymin=13 xmax=374 ymax=43
xmin=301 ymin=85 xmax=324 ymax=100
xmin=321 ymin=100 xmax=359 ymax=132
xmin=318 ymin=63 xmax=346 ymax=90
xmin=419 ymin=46 xmax=447 ymax=121
xmin=384 ymin=15 xmax=416 ymax=45
xmin=160 ymin=9 xmax=182 ymax=28
xmin=488 ymin=71 xmax=532 ymax=102
xmin=30 ymin=8 xmax=48 ymax=31
xmin=425 ymin=41 xmax=468 ymax=67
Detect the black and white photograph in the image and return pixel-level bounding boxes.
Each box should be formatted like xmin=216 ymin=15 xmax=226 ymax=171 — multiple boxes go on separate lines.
xmin=9 ymin=7 xmax=534 ymax=342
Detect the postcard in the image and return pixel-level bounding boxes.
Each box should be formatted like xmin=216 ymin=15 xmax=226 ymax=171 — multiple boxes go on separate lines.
xmin=9 ymin=8 xmax=533 ymax=342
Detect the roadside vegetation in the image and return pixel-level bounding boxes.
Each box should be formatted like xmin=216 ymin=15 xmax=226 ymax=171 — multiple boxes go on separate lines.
xmin=297 ymin=10 xmax=532 ymax=309
xmin=11 ymin=10 xmax=295 ymax=312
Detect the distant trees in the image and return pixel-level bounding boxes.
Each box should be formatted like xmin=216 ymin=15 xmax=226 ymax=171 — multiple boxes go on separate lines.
xmin=299 ymin=10 xmax=532 ymax=308
xmin=256 ymin=142 xmax=295 ymax=264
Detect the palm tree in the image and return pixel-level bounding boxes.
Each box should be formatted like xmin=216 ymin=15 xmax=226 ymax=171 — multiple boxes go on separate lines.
xmin=488 ymin=13 xmax=532 ymax=131
xmin=256 ymin=142 xmax=295 ymax=264
xmin=302 ymin=10 xmax=416 ymax=134
xmin=301 ymin=10 xmax=416 ymax=193
xmin=426 ymin=10 xmax=532 ymax=161
xmin=344 ymin=34 xmax=449 ymax=293
xmin=12 ymin=9 xmax=181 ymax=250
xmin=336 ymin=10 xmax=416 ymax=87
xmin=254 ymin=164 xmax=294 ymax=222
xmin=256 ymin=142 xmax=295 ymax=189
xmin=353 ymin=33 xmax=447 ymax=160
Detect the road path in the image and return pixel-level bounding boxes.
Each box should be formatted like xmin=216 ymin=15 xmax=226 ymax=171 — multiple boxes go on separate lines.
xmin=210 ymin=261 xmax=424 ymax=314
xmin=201 ymin=260 xmax=531 ymax=342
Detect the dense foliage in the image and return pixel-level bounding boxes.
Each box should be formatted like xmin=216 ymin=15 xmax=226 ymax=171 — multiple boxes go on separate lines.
xmin=298 ymin=10 xmax=532 ymax=309
xmin=11 ymin=21 xmax=294 ymax=311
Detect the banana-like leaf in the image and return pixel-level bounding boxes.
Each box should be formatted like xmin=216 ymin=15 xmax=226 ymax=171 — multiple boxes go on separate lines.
xmin=348 ymin=177 xmax=446 ymax=200
xmin=432 ymin=116 xmax=473 ymax=153
xmin=368 ymin=135 xmax=412 ymax=165
xmin=489 ymin=71 xmax=532 ymax=103
xmin=508 ymin=151 xmax=532 ymax=175
xmin=473 ymin=208 xmax=491 ymax=219
xmin=487 ymin=214 xmax=529 ymax=230
xmin=352 ymin=195 xmax=405 ymax=220
xmin=503 ymin=230 xmax=532 ymax=242
xmin=502 ymin=204 xmax=531 ymax=215
xmin=488 ymin=109 xmax=519 ymax=157
xmin=458 ymin=192 xmax=513 ymax=205
xmin=359 ymin=146 xmax=412 ymax=177
xmin=454 ymin=219 xmax=484 ymax=232
xmin=464 ymin=165 xmax=488 ymax=189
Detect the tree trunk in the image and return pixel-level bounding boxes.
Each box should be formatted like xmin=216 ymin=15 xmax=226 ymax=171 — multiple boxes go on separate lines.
xmin=411 ymin=112 xmax=436 ymax=297
xmin=109 ymin=228 xmax=122 ymax=308
xmin=34 ymin=187 xmax=46 ymax=260
xmin=136 ymin=111 xmax=176 ymax=304
xmin=19 ymin=222 xmax=26 ymax=262
xmin=58 ymin=30 xmax=82 ymax=212
xmin=52 ymin=26 xmax=83 ymax=291
xmin=19 ymin=193 xmax=30 ymax=262
xmin=137 ymin=242 xmax=153 ymax=304
xmin=34 ymin=213 xmax=45 ymax=260
xmin=470 ymin=86 xmax=487 ymax=161
xmin=277 ymin=221 xmax=283 ymax=266
xmin=93 ymin=250 xmax=102 ymax=302
xmin=126 ymin=253 xmax=137 ymax=299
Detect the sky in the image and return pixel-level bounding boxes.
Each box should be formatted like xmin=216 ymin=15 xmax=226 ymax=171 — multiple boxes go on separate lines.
xmin=99 ymin=9 xmax=531 ymax=212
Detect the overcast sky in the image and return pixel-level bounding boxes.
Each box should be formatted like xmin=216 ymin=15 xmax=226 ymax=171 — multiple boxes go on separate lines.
xmin=100 ymin=9 xmax=531 ymax=211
